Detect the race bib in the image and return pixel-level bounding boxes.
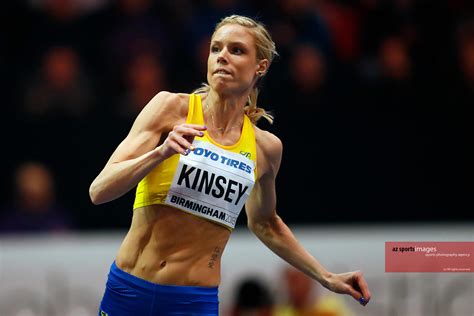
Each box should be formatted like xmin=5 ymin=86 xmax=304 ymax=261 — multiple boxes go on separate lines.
xmin=165 ymin=140 xmax=255 ymax=229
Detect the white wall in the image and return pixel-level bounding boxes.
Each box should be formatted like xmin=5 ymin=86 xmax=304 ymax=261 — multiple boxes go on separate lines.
xmin=0 ymin=224 xmax=472 ymax=316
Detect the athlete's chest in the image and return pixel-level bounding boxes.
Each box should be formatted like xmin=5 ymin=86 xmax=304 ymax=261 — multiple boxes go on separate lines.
xmin=165 ymin=139 xmax=256 ymax=229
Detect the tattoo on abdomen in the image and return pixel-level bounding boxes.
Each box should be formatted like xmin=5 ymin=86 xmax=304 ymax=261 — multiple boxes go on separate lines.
xmin=208 ymin=247 xmax=221 ymax=269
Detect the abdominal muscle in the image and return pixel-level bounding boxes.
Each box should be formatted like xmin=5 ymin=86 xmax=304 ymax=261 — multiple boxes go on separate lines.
xmin=115 ymin=204 xmax=232 ymax=287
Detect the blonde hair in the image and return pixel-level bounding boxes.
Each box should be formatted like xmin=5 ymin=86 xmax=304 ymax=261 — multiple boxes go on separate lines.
xmin=193 ymin=15 xmax=278 ymax=124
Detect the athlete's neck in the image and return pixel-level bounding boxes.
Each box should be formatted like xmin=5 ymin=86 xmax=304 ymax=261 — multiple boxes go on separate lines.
xmin=204 ymin=91 xmax=246 ymax=134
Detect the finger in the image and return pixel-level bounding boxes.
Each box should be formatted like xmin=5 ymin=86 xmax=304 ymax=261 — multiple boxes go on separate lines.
xmin=165 ymin=133 xmax=189 ymax=153
xmin=348 ymin=287 xmax=370 ymax=307
xmin=356 ymin=273 xmax=371 ymax=304
xmin=174 ymin=126 xmax=206 ymax=138
xmin=167 ymin=141 xmax=188 ymax=155
xmin=352 ymin=271 xmax=371 ymax=306
xmin=173 ymin=127 xmax=205 ymax=149
xmin=181 ymin=124 xmax=207 ymax=131
xmin=345 ymin=283 xmax=364 ymax=304
xmin=171 ymin=136 xmax=193 ymax=152
xmin=359 ymin=278 xmax=371 ymax=305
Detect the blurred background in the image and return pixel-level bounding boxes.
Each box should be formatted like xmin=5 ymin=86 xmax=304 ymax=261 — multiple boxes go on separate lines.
xmin=0 ymin=0 xmax=472 ymax=315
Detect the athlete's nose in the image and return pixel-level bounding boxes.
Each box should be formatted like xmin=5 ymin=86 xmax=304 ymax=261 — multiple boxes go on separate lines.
xmin=217 ymin=49 xmax=229 ymax=64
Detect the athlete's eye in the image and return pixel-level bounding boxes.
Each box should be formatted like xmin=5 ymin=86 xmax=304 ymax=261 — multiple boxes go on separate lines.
xmin=211 ymin=46 xmax=220 ymax=53
xmin=231 ymin=47 xmax=243 ymax=55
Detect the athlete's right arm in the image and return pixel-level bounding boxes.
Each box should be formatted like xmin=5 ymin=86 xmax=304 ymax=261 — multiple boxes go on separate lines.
xmin=89 ymin=92 xmax=206 ymax=205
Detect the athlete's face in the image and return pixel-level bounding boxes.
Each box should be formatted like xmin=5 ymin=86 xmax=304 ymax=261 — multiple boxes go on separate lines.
xmin=207 ymin=24 xmax=267 ymax=95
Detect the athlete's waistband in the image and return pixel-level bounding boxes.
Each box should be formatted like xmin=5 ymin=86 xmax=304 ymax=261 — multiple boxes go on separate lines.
xmin=109 ymin=261 xmax=219 ymax=295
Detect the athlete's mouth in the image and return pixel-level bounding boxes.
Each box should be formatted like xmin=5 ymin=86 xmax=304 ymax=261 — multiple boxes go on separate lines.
xmin=214 ymin=68 xmax=232 ymax=75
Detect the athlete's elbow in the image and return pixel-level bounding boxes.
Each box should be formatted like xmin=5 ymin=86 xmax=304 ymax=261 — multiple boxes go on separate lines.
xmin=89 ymin=193 xmax=102 ymax=205
xmin=89 ymin=182 xmax=106 ymax=205
xmin=248 ymin=214 xmax=283 ymax=238
xmin=248 ymin=216 xmax=274 ymax=238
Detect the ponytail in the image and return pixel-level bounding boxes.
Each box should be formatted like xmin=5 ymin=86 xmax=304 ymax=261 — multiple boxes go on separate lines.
xmin=244 ymin=87 xmax=273 ymax=124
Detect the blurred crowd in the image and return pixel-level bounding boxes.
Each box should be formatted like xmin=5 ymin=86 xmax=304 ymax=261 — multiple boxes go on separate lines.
xmin=1 ymin=0 xmax=472 ymax=233
xmin=228 ymin=266 xmax=356 ymax=316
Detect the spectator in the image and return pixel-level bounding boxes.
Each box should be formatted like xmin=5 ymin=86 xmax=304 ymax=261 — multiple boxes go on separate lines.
xmin=116 ymin=50 xmax=168 ymax=119
xmin=22 ymin=46 xmax=94 ymax=118
xmin=289 ymin=43 xmax=327 ymax=99
xmin=276 ymin=42 xmax=332 ymax=119
xmin=378 ymin=35 xmax=412 ymax=82
xmin=275 ymin=266 xmax=355 ymax=316
xmin=0 ymin=162 xmax=73 ymax=233
xmin=362 ymin=35 xmax=416 ymax=112
xmin=229 ymin=277 xmax=274 ymax=316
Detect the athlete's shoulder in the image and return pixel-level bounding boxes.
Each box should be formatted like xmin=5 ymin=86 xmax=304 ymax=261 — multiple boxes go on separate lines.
xmin=254 ymin=126 xmax=282 ymax=153
xmin=141 ymin=91 xmax=188 ymax=120
xmin=254 ymin=126 xmax=283 ymax=168
xmin=148 ymin=91 xmax=189 ymax=114
xmin=131 ymin=91 xmax=190 ymax=133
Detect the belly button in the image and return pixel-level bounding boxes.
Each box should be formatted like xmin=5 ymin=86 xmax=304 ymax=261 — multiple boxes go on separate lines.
xmin=159 ymin=260 xmax=167 ymax=268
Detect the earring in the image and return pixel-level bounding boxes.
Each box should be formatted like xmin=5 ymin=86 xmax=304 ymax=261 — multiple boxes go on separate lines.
xmin=257 ymin=71 xmax=264 ymax=77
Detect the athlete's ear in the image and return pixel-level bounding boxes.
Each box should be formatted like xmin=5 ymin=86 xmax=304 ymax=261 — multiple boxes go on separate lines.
xmin=256 ymin=59 xmax=269 ymax=76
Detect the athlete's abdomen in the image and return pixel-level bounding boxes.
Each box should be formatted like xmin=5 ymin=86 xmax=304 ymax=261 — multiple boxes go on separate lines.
xmin=115 ymin=204 xmax=231 ymax=286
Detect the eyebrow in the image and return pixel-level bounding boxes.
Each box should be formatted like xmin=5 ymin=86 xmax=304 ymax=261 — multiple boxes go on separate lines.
xmin=210 ymin=40 xmax=249 ymax=47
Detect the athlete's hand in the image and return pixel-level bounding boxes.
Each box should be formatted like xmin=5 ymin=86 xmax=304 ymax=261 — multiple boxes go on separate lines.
xmin=157 ymin=124 xmax=207 ymax=159
xmin=324 ymin=270 xmax=371 ymax=306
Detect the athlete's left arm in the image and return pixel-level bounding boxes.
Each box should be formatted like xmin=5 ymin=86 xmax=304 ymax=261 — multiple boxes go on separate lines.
xmin=245 ymin=131 xmax=371 ymax=306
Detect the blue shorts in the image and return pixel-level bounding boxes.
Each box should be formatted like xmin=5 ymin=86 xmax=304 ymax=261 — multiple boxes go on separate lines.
xmin=98 ymin=262 xmax=219 ymax=316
